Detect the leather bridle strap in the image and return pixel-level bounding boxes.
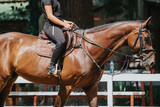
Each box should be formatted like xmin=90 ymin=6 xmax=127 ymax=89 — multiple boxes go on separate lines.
xmin=131 ymin=21 xmax=155 ymax=61
xmin=132 ymin=21 xmax=143 ymax=54
xmin=142 ymin=49 xmax=155 ymax=61
xmin=73 ymin=30 xmax=139 ymax=60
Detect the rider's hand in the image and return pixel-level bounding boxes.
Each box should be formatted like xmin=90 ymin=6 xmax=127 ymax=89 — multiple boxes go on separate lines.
xmin=67 ymin=21 xmax=74 ymax=26
xmin=63 ymin=20 xmax=75 ymax=30
xmin=63 ymin=23 xmax=72 ymax=30
xmin=69 ymin=22 xmax=74 ymax=29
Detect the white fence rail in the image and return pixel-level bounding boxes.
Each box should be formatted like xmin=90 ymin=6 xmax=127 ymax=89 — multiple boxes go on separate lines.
xmin=102 ymin=73 xmax=160 ymax=106
xmin=7 ymin=70 xmax=160 ymax=106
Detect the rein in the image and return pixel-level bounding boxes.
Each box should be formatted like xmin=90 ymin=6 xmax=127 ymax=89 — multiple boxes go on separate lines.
xmin=73 ymin=30 xmax=139 ymax=60
xmin=72 ymin=22 xmax=155 ymax=69
xmin=71 ymin=22 xmax=155 ymax=90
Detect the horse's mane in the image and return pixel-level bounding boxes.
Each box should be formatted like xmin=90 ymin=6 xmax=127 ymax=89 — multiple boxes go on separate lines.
xmin=86 ymin=21 xmax=136 ymax=34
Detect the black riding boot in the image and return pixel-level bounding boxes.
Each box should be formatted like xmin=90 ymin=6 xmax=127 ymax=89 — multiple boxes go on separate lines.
xmin=48 ymin=42 xmax=65 ymax=74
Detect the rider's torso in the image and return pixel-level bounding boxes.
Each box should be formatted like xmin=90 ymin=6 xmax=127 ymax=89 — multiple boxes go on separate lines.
xmin=41 ymin=0 xmax=62 ymax=25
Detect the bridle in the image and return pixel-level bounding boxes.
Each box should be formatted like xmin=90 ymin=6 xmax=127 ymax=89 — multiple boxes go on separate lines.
xmin=131 ymin=21 xmax=155 ymax=62
xmin=72 ymin=21 xmax=155 ymax=90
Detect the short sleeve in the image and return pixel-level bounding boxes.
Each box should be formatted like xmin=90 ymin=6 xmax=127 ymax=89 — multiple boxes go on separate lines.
xmin=42 ymin=0 xmax=52 ymax=5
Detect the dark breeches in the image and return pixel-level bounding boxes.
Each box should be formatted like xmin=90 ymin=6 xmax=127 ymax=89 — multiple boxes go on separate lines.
xmin=43 ymin=23 xmax=66 ymax=65
xmin=43 ymin=23 xmax=66 ymax=45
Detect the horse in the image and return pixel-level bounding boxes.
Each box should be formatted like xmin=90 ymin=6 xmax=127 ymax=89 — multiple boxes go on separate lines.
xmin=0 ymin=17 xmax=155 ymax=107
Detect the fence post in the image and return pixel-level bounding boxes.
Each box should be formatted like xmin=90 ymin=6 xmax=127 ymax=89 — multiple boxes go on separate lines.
xmin=130 ymin=95 xmax=134 ymax=106
xmin=34 ymin=96 xmax=37 ymax=106
xmin=150 ymin=68 xmax=155 ymax=106
xmin=141 ymin=81 xmax=145 ymax=106
xmin=107 ymin=74 xmax=113 ymax=107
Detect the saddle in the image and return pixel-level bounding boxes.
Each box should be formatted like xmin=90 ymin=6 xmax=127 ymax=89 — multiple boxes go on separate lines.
xmin=36 ymin=30 xmax=74 ymax=58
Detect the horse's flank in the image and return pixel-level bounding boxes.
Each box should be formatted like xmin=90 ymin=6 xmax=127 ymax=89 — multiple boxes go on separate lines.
xmin=0 ymin=32 xmax=59 ymax=85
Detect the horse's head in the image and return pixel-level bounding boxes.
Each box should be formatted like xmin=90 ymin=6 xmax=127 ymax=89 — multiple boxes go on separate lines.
xmin=128 ymin=17 xmax=155 ymax=69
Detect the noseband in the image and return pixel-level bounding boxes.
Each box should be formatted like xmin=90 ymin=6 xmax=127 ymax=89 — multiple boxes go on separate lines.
xmin=132 ymin=21 xmax=155 ymax=61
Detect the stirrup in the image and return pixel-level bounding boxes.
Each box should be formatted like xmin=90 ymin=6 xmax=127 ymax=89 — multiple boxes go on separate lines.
xmin=48 ymin=64 xmax=58 ymax=75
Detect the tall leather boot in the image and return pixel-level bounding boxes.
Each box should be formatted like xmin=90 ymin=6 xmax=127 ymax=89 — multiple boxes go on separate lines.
xmin=48 ymin=42 xmax=65 ymax=74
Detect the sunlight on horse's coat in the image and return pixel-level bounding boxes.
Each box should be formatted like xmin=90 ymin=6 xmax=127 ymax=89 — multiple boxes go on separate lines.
xmin=0 ymin=17 xmax=155 ymax=106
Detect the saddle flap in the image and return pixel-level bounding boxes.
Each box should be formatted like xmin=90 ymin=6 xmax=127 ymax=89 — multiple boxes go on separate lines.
xmin=36 ymin=39 xmax=55 ymax=58
xmin=36 ymin=30 xmax=74 ymax=58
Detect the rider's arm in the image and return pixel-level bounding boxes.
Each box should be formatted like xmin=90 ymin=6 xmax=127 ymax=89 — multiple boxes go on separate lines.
xmin=44 ymin=5 xmax=71 ymax=30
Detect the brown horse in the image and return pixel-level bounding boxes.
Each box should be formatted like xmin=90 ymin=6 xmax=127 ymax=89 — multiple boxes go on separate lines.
xmin=0 ymin=17 xmax=155 ymax=107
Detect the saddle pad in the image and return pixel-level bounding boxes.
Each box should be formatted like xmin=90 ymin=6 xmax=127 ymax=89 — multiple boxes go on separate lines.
xmin=36 ymin=39 xmax=55 ymax=58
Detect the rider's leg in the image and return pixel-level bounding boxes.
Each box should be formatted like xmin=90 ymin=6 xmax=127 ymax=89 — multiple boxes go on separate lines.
xmin=44 ymin=24 xmax=66 ymax=74
xmin=48 ymin=41 xmax=66 ymax=74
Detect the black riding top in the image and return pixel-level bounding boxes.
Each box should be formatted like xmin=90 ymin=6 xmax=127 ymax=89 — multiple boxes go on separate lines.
xmin=41 ymin=0 xmax=61 ymax=25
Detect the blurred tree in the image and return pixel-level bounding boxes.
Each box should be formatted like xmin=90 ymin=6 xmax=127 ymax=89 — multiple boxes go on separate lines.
xmin=59 ymin=0 xmax=94 ymax=29
xmin=104 ymin=0 xmax=124 ymax=18
xmin=25 ymin=0 xmax=41 ymax=35
xmin=123 ymin=0 xmax=138 ymax=19
xmin=104 ymin=0 xmax=138 ymax=22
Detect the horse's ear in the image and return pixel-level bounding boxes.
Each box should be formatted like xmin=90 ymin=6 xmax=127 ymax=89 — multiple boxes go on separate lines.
xmin=142 ymin=16 xmax=152 ymax=27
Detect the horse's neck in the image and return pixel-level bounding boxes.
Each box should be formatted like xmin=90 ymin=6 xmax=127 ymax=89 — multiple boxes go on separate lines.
xmin=85 ymin=23 xmax=135 ymax=65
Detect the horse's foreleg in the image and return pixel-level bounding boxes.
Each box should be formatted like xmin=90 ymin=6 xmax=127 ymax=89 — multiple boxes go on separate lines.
xmin=83 ymin=85 xmax=98 ymax=107
xmin=0 ymin=80 xmax=9 ymax=107
xmin=54 ymin=85 xmax=72 ymax=107
xmin=0 ymin=75 xmax=11 ymax=106
xmin=0 ymin=72 xmax=18 ymax=107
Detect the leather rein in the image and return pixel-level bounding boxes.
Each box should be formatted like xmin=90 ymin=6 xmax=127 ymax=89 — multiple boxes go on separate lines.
xmin=71 ymin=22 xmax=155 ymax=90
xmin=72 ymin=22 xmax=155 ymax=71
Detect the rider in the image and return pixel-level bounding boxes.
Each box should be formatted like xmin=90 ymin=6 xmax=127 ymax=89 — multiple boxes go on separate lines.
xmin=41 ymin=0 xmax=74 ymax=74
